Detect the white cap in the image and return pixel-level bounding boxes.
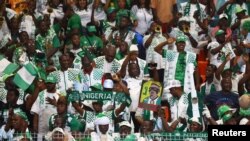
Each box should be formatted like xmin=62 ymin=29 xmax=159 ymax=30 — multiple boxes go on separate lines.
xmin=189 ymin=117 xmax=202 ymax=125
xmin=165 ymin=80 xmax=182 ymax=89
xmin=219 ymin=13 xmax=228 ymax=20
xmin=179 ymin=16 xmax=190 ymax=22
xmin=103 ymin=79 xmax=114 ymax=89
xmin=52 ymin=127 xmax=65 ymax=135
xmin=129 ymin=44 xmax=138 ymax=52
xmin=119 ymin=121 xmax=132 ymax=128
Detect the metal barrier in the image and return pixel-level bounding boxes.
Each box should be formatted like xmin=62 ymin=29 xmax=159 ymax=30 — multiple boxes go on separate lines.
xmin=3 ymin=132 xmax=208 ymax=141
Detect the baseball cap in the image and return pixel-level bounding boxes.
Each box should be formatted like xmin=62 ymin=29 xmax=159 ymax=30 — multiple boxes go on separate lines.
xmin=119 ymin=121 xmax=132 ymax=128
xmin=45 ymin=75 xmax=57 ymax=83
xmin=176 ymin=36 xmax=187 ymax=43
xmin=165 ymin=80 xmax=182 ymax=89
xmin=189 ymin=117 xmax=202 ymax=125
xmin=178 ymin=16 xmax=191 ymax=23
xmin=129 ymin=44 xmax=138 ymax=52
xmin=235 ymin=5 xmax=246 ymax=14
xmin=87 ymin=25 xmax=97 ymax=32
xmin=215 ymin=29 xmax=225 ymax=36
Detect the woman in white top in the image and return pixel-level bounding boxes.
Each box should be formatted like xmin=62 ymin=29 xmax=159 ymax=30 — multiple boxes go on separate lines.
xmin=74 ymin=0 xmax=92 ymax=27
xmin=131 ymin=0 xmax=153 ymax=35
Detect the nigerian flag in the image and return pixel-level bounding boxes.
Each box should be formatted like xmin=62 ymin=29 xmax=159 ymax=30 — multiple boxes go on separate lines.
xmin=0 ymin=55 xmax=19 ymax=74
xmin=13 ymin=62 xmax=38 ymax=91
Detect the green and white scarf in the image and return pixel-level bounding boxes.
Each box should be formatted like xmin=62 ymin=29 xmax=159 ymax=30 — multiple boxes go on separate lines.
xmin=163 ymin=50 xmax=196 ymax=96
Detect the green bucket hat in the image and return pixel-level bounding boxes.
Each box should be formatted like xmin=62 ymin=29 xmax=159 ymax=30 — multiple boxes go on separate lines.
xmin=45 ymin=75 xmax=57 ymax=83
xmin=215 ymin=29 xmax=225 ymax=36
xmin=235 ymin=5 xmax=246 ymax=14
xmin=217 ymin=105 xmax=235 ymax=122
xmin=176 ymin=36 xmax=187 ymax=43
xmin=87 ymin=25 xmax=96 ymax=32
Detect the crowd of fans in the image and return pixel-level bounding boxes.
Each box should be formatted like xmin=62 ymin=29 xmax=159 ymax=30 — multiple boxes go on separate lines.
xmin=0 ymin=0 xmax=250 ymax=140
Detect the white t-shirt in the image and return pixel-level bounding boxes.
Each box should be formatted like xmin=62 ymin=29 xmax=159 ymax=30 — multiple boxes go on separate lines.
xmin=75 ymin=9 xmax=92 ymax=27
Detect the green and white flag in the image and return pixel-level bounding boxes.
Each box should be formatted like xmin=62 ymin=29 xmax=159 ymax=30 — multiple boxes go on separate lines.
xmin=13 ymin=62 xmax=38 ymax=91
xmin=0 ymin=55 xmax=19 ymax=75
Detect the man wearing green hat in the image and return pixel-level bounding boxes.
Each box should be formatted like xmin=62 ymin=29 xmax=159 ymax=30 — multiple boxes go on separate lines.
xmin=30 ymin=75 xmax=60 ymax=139
xmin=207 ymin=29 xmax=235 ymax=69
xmin=155 ymin=35 xmax=200 ymax=94
xmin=80 ymin=24 xmax=104 ymax=57
xmin=240 ymin=20 xmax=250 ymax=53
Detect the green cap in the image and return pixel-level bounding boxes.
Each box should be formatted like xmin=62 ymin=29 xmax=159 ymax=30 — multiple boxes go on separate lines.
xmin=176 ymin=36 xmax=187 ymax=43
xmin=217 ymin=105 xmax=234 ymax=122
xmin=45 ymin=75 xmax=57 ymax=83
xmin=107 ymin=7 xmax=116 ymax=14
xmin=242 ymin=20 xmax=250 ymax=32
xmin=87 ymin=25 xmax=96 ymax=32
xmin=90 ymin=83 xmax=103 ymax=91
xmin=235 ymin=5 xmax=246 ymax=14
xmin=215 ymin=29 xmax=225 ymax=36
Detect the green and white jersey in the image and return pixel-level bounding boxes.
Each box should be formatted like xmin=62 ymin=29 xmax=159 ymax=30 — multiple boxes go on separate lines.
xmin=94 ymin=56 xmax=121 ymax=74
xmin=49 ymin=68 xmax=81 ymax=95
xmin=79 ymin=68 xmax=104 ymax=91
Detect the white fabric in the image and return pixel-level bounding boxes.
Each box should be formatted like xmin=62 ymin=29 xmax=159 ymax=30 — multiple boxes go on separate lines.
xmin=126 ymin=77 xmax=142 ymax=112
xmin=75 ymin=9 xmax=92 ymax=27
xmin=131 ymin=6 xmax=153 ymax=35
xmin=31 ymin=90 xmax=59 ymax=136
xmin=143 ymin=34 xmax=167 ymax=69
xmin=207 ymin=41 xmax=234 ymax=69
xmin=103 ymin=79 xmax=114 ymax=89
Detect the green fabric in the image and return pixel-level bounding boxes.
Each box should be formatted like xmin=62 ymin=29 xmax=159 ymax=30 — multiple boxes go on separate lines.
xmin=53 ymin=23 xmax=62 ymax=35
xmin=187 ymin=92 xmax=204 ymax=118
xmin=87 ymin=25 xmax=97 ymax=32
xmin=144 ymin=64 xmax=149 ymax=75
xmin=215 ymin=29 xmax=225 ymax=36
xmin=80 ymin=36 xmax=103 ymax=49
xmin=112 ymin=0 xmax=132 ymax=10
xmin=115 ymin=51 xmax=125 ymax=60
xmin=242 ymin=20 xmax=250 ymax=32
xmin=67 ymin=14 xmax=83 ymax=35
xmin=239 ymin=108 xmax=250 ymax=116
xmin=175 ymin=52 xmax=186 ymax=85
xmin=45 ymin=74 xmax=57 ymax=83
xmin=184 ymin=2 xmax=201 ymax=16
xmin=200 ymin=83 xmax=216 ymax=96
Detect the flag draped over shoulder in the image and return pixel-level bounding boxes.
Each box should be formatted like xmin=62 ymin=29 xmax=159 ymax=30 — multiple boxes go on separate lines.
xmin=0 ymin=55 xmax=19 ymax=75
xmin=13 ymin=62 xmax=38 ymax=91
